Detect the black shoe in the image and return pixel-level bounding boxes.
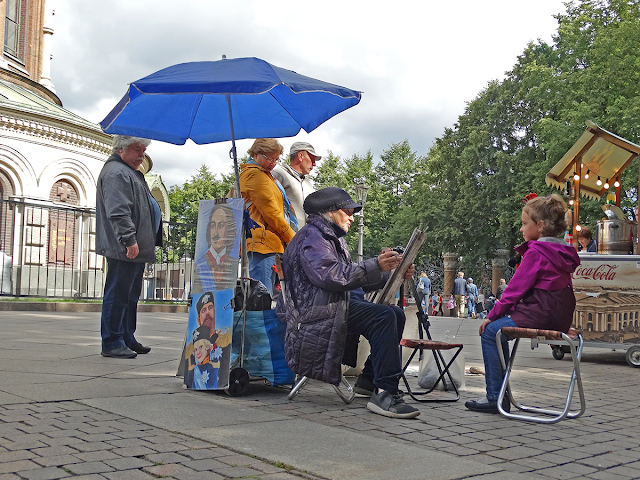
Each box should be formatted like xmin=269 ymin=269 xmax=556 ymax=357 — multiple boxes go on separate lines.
xmin=354 ymin=374 xmax=375 ymax=396
xmin=101 ymin=346 xmax=137 ymax=359
xmin=129 ymin=343 xmax=151 ymax=354
xmin=464 ymin=396 xmax=510 ymax=414
xmin=367 ymin=390 xmax=420 ymax=419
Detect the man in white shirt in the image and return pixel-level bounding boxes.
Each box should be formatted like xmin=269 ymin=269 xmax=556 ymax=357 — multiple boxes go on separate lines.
xmin=272 ymin=142 xmax=320 ymax=228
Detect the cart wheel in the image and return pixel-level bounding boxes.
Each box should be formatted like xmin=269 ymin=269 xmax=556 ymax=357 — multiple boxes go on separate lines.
xmin=625 ymin=346 xmax=640 ymax=367
xmin=225 ymin=368 xmax=250 ymax=396
xmin=552 ymin=346 xmax=565 ymax=360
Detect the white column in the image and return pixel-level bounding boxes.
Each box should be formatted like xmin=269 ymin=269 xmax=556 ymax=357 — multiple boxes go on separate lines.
xmin=39 ymin=0 xmax=56 ymax=92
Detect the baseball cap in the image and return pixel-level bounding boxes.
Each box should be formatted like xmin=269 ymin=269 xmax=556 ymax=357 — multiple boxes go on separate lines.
xmin=290 ymin=142 xmax=321 ymax=161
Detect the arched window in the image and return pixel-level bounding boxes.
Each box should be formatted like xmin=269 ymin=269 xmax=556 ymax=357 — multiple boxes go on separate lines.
xmin=47 ymin=181 xmax=79 ymax=265
xmin=624 ymin=313 xmax=628 ymax=321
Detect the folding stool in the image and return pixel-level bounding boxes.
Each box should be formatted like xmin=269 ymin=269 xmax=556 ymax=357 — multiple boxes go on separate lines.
xmin=496 ymin=327 xmax=586 ymax=423
xmin=398 ymin=279 xmax=464 ymax=402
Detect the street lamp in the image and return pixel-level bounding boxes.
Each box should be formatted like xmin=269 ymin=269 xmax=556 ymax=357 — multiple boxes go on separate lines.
xmin=354 ymin=178 xmax=370 ymax=263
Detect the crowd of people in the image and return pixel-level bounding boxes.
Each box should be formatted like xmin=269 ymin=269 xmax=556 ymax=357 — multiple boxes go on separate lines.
xmin=95 ymin=135 xmax=580 ymax=421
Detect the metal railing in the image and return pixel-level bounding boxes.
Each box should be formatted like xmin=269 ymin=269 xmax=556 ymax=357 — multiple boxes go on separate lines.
xmin=0 ymin=198 xmax=196 ymax=301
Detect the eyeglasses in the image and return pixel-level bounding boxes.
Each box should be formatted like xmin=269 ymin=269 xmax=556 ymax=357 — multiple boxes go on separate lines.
xmin=260 ymin=153 xmax=280 ymax=164
xmin=341 ymin=208 xmax=355 ymax=216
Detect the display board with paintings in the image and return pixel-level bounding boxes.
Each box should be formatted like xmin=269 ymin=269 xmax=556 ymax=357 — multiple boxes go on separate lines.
xmin=182 ymin=198 xmax=243 ymax=390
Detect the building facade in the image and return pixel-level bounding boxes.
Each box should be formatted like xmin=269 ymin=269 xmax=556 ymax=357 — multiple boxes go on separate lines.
xmin=0 ymin=0 xmax=169 ymax=297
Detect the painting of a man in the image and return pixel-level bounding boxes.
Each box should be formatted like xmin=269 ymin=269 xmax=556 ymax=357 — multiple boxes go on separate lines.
xmin=183 ymin=291 xmax=233 ymax=390
xmin=192 ymin=202 xmax=240 ymax=293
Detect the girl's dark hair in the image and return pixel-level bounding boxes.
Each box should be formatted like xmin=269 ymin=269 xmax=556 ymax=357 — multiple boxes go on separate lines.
xmin=523 ymin=194 xmax=568 ymax=237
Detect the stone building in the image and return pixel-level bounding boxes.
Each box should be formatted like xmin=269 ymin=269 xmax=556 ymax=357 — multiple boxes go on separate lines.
xmin=0 ymin=0 xmax=169 ymax=297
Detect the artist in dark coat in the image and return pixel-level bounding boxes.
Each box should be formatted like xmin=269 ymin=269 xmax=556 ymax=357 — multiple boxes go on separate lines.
xmin=279 ymin=187 xmax=419 ymax=419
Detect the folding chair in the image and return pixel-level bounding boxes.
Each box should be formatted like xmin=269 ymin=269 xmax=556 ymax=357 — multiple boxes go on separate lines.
xmin=496 ymin=327 xmax=586 ymax=423
xmin=399 ymin=279 xmax=464 ymax=402
xmin=287 ymin=375 xmax=355 ymax=404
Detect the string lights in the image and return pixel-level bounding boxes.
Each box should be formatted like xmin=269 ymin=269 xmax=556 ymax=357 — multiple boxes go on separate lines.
xmin=596 ymin=176 xmax=602 ymax=186
xmin=584 ymin=169 xmax=590 ymax=179
xmin=614 ymin=178 xmax=620 ymax=188
xmin=604 ymin=179 xmax=610 ymax=189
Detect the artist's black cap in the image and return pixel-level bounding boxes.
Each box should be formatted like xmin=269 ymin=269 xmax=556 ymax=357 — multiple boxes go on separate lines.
xmin=304 ymin=187 xmax=362 ymax=215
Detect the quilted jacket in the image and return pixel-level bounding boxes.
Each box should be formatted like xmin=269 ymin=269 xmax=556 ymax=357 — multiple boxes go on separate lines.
xmin=278 ymin=214 xmax=385 ymax=385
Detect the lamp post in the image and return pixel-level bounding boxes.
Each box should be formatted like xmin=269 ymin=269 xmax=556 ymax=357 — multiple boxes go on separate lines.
xmin=354 ymin=178 xmax=370 ymax=263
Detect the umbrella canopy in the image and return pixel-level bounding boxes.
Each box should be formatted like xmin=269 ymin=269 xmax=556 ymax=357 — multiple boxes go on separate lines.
xmin=99 ymin=57 xmax=362 ymax=145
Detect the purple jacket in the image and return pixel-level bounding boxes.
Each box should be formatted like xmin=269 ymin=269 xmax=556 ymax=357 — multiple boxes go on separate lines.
xmin=488 ymin=238 xmax=580 ymax=332
xmin=278 ymin=214 xmax=386 ymax=385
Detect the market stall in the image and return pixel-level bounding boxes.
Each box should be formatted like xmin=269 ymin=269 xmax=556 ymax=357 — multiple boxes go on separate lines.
xmin=546 ymin=121 xmax=640 ymax=366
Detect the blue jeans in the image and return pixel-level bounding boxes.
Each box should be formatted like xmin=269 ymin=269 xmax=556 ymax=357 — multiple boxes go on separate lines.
xmin=249 ymin=252 xmax=276 ymax=298
xmin=467 ymin=298 xmax=476 ymax=317
xmin=347 ymin=300 xmax=406 ymax=393
xmin=481 ymin=316 xmax=518 ymax=401
xmin=101 ymin=258 xmax=146 ymax=351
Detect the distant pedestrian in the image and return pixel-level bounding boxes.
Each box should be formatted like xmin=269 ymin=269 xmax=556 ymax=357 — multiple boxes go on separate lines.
xmin=417 ymin=272 xmax=431 ymax=312
xmin=496 ymin=278 xmax=507 ymax=300
xmin=97 ymin=135 xmax=162 ymax=359
xmin=466 ymin=277 xmax=479 ymax=319
xmin=453 ymin=272 xmax=467 ymax=318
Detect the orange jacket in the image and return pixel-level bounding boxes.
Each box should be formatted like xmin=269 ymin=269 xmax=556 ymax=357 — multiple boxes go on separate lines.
xmin=240 ymin=162 xmax=295 ymax=254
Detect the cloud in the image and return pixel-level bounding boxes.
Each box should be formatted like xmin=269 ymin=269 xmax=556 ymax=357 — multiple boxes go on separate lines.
xmin=50 ymin=0 xmax=566 ymax=187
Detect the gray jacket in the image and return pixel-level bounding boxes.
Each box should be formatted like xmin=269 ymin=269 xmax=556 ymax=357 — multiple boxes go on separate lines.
xmin=271 ymin=163 xmax=315 ymax=228
xmin=96 ymin=153 xmax=161 ymax=263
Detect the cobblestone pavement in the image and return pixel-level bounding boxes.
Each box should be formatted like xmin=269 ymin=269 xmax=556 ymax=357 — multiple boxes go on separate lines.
xmin=1 ymin=310 xmax=640 ymax=479
xmin=0 ymin=401 xmax=324 ymax=480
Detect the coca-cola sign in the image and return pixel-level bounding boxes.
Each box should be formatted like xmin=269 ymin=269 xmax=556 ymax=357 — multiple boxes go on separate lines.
xmin=573 ymin=264 xmax=618 ymax=281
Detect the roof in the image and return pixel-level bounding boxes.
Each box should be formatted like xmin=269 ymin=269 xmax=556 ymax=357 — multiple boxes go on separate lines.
xmin=0 ymin=78 xmax=102 ymax=132
xmin=545 ymin=121 xmax=640 ymax=200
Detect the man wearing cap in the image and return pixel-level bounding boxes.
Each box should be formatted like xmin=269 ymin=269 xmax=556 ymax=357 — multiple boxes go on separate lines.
xmin=190 ymin=291 xmax=232 ymax=385
xmin=196 ymin=292 xmax=216 ymax=332
xmin=279 ymin=187 xmax=420 ymax=419
xmin=271 ymin=142 xmax=319 ymax=228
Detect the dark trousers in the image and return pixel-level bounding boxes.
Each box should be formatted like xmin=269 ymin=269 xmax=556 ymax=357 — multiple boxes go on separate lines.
xmin=101 ymin=258 xmax=146 ymax=351
xmin=347 ymin=300 xmax=405 ymax=392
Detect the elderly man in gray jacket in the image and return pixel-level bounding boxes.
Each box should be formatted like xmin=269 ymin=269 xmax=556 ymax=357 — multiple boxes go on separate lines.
xmin=272 ymin=142 xmax=319 ymax=228
xmin=96 ymin=135 xmax=162 ymax=359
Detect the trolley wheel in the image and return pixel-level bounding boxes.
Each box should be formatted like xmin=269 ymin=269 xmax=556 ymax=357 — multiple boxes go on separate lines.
xmin=552 ymin=346 xmax=565 ymax=360
xmin=625 ymin=346 xmax=640 ymax=367
xmin=225 ymin=368 xmax=250 ymax=396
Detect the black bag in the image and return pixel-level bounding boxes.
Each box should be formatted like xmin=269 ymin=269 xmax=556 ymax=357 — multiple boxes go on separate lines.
xmin=475 ymin=301 xmax=484 ymax=313
xmin=234 ymin=279 xmax=272 ymax=311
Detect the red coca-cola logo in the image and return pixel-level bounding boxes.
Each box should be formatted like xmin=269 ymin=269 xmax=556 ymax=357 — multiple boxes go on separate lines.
xmin=573 ymin=264 xmax=618 ymax=281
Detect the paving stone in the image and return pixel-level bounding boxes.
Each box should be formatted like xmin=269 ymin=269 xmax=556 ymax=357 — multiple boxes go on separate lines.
xmin=16 ymin=466 xmax=71 ymax=480
xmin=102 ymin=457 xmax=153 ymax=470
xmin=31 ymin=455 xmax=80 ymax=467
xmin=181 ymin=458 xmax=228 ymax=471
xmin=72 ymin=450 xmax=121 ymax=462
xmin=109 ymin=446 xmax=156 ymax=457
xmin=143 ymin=451 xmax=190 ymax=464
xmin=181 ymin=448 xmax=229 ymax=460
xmin=102 ymin=470 xmax=156 ymax=480
xmin=212 ymin=465 xmax=263 ymax=477
xmin=0 ymin=460 xmax=41 ymax=474
xmin=63 ymin=461 xmax=114 ymax=475
xmin=30 ymin=446 xmax=79 ymax=457
xmin=144 ymin=463 xmax=223 ymax=480
xmin=0 ymin=450 xmax=35 ymax=463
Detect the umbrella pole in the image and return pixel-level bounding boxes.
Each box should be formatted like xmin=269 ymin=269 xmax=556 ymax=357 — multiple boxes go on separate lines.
xmin=226 ymin=94 xmax=249 ymax=370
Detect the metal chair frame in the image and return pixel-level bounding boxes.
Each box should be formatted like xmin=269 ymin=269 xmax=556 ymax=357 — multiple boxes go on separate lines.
xmin=496 ymin=327 xmax=586 ymax=424
xmin=287 ymin=375 xmax=355 ymax=404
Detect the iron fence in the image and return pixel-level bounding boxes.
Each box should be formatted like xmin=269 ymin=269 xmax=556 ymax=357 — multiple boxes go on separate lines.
xmin=0 ymin=198 xmax=196 ymax=301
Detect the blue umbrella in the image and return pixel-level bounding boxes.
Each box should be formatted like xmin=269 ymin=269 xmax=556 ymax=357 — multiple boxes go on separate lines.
xmin=100 ymin=57 xmax=362 ymax=146
xmin=100 ymin=56 xmax=361 ymax=199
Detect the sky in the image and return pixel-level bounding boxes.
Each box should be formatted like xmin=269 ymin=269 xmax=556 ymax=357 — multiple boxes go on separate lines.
xmin=50 ymin=0 xmax=569 ymax=188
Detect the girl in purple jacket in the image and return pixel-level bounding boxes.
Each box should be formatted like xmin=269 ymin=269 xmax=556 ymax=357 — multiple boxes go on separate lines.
xmin=465 ymin=194 xmax=580 ymax=414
